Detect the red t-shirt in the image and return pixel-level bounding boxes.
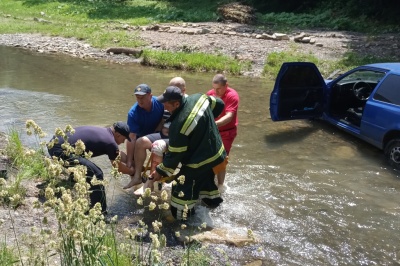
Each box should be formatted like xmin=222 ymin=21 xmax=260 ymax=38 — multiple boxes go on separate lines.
xmin=207 ymin=86 xmax=239 ymax=132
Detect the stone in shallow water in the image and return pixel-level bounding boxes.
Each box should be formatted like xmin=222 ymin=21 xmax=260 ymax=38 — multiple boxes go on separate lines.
xmin=332 ymin=145 xmax=356 ymax=159
xmin=192 ymin=228 xmax=257 ymax=247
xmin=177 ymin=227 xmax=257 ymax=247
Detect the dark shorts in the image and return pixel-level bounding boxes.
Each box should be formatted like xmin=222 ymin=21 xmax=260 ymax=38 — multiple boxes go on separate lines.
xmin=146 ymin=132 xmax=168 ymax=143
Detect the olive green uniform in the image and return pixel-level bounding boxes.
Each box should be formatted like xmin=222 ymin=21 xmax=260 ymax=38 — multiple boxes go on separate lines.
xmin=156 ymin=93 xmax=226 ymax=219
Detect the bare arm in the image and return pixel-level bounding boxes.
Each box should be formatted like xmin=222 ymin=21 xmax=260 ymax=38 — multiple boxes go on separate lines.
xmin=111 ymin=160 xmax=135 ymax=175
xmin=215 ymin=112 xmax=234 ymax=127
xmin=154 ymin=118 xmax=165 ymax=132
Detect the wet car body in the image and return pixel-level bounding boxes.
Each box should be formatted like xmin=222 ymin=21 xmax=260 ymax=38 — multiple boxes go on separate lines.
xmin=270 ymin=62 xmax=400 ymax=169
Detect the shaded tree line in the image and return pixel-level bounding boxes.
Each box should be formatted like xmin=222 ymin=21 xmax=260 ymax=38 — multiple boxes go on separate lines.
xmin=248 ymin=0 xmax=400 ymax=24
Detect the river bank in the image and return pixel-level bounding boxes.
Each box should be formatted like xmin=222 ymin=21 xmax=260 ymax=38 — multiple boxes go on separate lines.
xmin=0 ymin=131 xmax=258 ymax=265
xmin=1 ymin=22 xmax=399 ymax=77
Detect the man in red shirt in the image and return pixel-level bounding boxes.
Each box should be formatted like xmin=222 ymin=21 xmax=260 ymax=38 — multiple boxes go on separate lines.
xmin=207 ymin=74 xmax=239 ymax=192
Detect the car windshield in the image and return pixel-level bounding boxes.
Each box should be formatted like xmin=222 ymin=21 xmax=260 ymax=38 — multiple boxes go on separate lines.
xmin=338 ymin=69 xmax=386 ymax=84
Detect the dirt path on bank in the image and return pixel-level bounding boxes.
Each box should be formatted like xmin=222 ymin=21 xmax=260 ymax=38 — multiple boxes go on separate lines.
xmin=1 ymin=22 xmax=399 ymax=77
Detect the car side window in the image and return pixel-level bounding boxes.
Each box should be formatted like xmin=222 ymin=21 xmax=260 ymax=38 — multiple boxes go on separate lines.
xmin=373 ymin=74 xmax=400 ymax=106
xmin=338 ymin=69 xmax=385 ymax=85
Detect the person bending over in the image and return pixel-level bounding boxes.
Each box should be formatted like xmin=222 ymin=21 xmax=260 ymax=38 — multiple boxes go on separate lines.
xmin=48 ymin=122 xmax=134 ymax=214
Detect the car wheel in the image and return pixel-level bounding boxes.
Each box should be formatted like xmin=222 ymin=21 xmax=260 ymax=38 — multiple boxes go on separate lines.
xmin=385 ymin=139 xmax=400 ymax=169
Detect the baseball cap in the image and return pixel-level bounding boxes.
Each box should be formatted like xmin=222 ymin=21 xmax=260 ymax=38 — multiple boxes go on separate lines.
xmin=157 ymin=86 xmax=183 ymax=103
xmin=113 ymin=122 xmax=131 ymax=141
xmin=134 ymin=84 xmax=152 ymax=95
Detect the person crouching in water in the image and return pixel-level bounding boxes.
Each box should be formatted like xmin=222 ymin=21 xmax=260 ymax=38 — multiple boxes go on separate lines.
xmin=47 ymin=122 xmax=135 ymax=214
xmin=150 ymin=86 xmax=227 ymax=220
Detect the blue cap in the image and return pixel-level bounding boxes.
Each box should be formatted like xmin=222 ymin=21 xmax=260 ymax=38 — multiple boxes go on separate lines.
xmin=134 ymin=84 xmax=151 ymax=95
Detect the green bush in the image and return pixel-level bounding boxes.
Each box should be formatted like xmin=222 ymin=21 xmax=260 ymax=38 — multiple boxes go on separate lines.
xmin=263 ymin=49 xmax=398 ymax=81
xmin=0 ymin=243 xmax=19 ymax=266
xmin=142 ymin=49 xmax=251 ymax=75
xmin=263 ymin=50 xmax=319 ymax=79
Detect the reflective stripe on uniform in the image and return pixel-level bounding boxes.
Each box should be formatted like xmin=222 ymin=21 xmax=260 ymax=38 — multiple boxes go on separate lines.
xmin=186 ymin=144 xmax=225 ymax=169
xmin=158 ymin=163 xmax=175 ymax=176
xmin=199 ymin=189 xmax=220 ymax=199
xmin=170 ymin=196 xmax=197 ymax=210
xmin=168 ymin=145 xmax=187 ymax=153
xmin=209 ymin=95 xmax=217 ymax=110
xmin=180 ymin=95 xmax=209 ymax=136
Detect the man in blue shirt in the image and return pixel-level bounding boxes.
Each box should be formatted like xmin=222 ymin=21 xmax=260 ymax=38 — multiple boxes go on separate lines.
xmin=130 ymin=77 xmax=188 ymax=195
xmin=124 ymin=84 xmax=164 ymax=189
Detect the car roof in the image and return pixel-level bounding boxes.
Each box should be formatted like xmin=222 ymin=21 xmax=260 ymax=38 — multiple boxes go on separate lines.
xmin=365 ymin=62 xmax=400 ymax=73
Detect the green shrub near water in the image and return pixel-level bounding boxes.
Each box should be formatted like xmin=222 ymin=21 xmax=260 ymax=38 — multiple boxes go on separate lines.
xmin=142 ymin=49 xmax=251 ymax=75
xmin=5 ymin=129 xmax=24 ymax=168
xmin=1 ymin=0 xmax=399 ymax=76
xmin=0 ymin=243 xmax=19 ymax=266
xmin=262 ymin=49 xmax=320 ymax=79
xmin=263 ymin=50 xmax=398 ymax=80
xmin=2 ymin=129 xmax=27 ymax=208
xmin=7 ymin=126 xmax=48 ymax=180
xmin=0 ymin=120 xmax=221 ymax=265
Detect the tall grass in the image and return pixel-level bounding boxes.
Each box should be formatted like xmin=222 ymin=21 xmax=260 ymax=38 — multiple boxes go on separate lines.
xmin=0 ymin=242 xmax=19 ymax=266
xmin=5 ymin=129 xmax=24 ymax=167
xmin=6 ymin=125 xmax=49 ymax=180
xmin=0 ymin=120 xmax=220 ymax=265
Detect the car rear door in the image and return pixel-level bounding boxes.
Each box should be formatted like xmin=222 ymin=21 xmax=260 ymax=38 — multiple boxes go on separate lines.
xmin=270 ymin=62 xmax=327 ymax=121
xmin=360 ymin=72 xmax=400 ymax=149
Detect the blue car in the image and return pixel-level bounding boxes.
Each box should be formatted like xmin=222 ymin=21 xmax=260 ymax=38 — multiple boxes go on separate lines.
xmin=270 ymin=62 xmax=400 ymax=169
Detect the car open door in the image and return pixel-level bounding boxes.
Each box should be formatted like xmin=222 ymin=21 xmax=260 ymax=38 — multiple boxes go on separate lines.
xmin=270 ymin=62 xmax=327 ymax=121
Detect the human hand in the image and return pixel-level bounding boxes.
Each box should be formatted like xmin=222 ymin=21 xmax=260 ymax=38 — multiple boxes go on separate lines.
xmin=150 ymin=170 xmax=161 ymax=181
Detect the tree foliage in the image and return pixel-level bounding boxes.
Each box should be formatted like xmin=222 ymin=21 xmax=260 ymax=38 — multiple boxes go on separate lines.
xmin=248 ymin=0 xmax=400 ymax=24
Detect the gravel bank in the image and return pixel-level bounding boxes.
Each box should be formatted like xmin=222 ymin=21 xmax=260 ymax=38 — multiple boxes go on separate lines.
xmin=1 ymin=22 xmax=399 ymax=77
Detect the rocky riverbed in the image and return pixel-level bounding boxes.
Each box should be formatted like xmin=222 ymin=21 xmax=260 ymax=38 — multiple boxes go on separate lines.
xmin=1 ymin=22 xmax=399 ymax=77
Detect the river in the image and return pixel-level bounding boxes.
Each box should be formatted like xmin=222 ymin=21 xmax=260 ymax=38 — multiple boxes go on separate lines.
xmin=1 ymin=45 xmax=400 ymax=265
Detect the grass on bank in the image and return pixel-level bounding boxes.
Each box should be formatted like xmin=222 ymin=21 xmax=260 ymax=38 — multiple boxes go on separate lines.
xmin=263 ymin=49 xmax=399 ymax=79
xmin=0 ymin=0 xmax=245 ymax=73
xmin=0 ymin=0 xmax=222 ymax=46
xmin=258 ymin=10 xmax=400 ymax=33
xmin=1 ymin=0 xmax=399 ymax=75
xmin=0 ymin=121 xmax=224 ymax=265
xmin=142 ymin=50 xmax=251 ymax=75
xmin=0 ymin=243 xmax=18 ymax=266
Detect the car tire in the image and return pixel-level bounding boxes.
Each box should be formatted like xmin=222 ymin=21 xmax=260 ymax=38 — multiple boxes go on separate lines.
xmin=385 ymin=139 xmax=400 ymax=169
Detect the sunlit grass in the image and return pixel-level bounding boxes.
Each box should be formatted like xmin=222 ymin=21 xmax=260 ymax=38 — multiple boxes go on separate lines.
xmin=262 ymin=49 xmax=398 ymax=80
xmin=262 ymin=49 xmax=320 ymax=79
xmin=5 ymin=129 xmax=24 ymax=167
xmin=0 ymin=120 xmax=221 ymax=264
xmin=142 ymin=49 xmax=251 ymax=75
xmin=0 ymin=243 xmax=19 ymax=266
xmin=0 ymin=0 xmax=236 ymax=70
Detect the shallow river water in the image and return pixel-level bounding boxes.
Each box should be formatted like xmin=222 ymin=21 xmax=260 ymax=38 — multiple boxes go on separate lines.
xmin=1 ymin=45 xmax=400 ymax=265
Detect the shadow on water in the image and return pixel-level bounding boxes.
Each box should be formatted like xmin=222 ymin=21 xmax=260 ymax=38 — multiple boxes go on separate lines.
xmin=264 ymin=120 xmax=319 ymax=148
xmin=2 ymin=45 xmax=400 ymax=265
